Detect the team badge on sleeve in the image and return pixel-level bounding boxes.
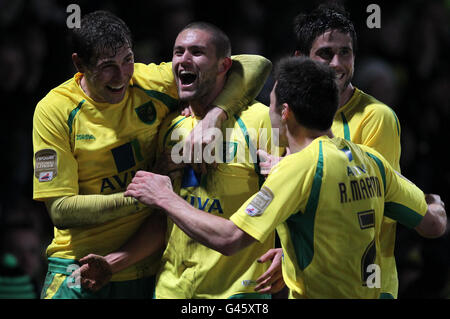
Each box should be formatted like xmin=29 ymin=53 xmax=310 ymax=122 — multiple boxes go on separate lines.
xmin=35 ymin=149 xmax=57 ymax=182
xmin=245 ymin=186 xmax=274 ymax=216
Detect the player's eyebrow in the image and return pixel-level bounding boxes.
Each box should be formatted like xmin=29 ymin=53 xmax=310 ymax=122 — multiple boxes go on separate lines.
xmin=174 ymin=44 xmax=207 ymax=52
xmin=96 ymin=52 xmax=134 ymax=67
xmin=188 ymin=45 xmax=207 ymax=50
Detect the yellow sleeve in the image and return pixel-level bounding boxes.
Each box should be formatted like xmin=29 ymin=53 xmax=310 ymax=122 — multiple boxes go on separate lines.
xmin=214 ymin=55 xmax=272 ymax=119
xmin=33 ymin=98 xmax=79 ymax=200
xmin=230 ymin=155 xmax=310 ymax=242
xmin=361 ymin=104 xmax=401 ymax=171
xmin=132 ymin=62 xmax=179 ymax=112
xmin=365 ymin=149 xmax=427 ymax=228
xmin=46 ymin=193 xmax=144 ymax=229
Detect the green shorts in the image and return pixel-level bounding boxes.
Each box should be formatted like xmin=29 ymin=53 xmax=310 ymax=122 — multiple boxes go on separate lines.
xmin=41 ymin=257 xmax=155 ymax=299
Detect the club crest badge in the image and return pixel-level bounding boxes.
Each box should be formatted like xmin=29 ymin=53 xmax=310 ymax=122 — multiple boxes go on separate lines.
xmin=135 ymin=101 xmax=157 ymax=124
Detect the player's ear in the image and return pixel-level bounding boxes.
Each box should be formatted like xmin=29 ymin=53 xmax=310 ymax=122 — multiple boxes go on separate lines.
xmin=293 ymin=50 xmax=310 ymax=57
xmin=218 ymin=57 xmax=232 ymax=74
xmin=72 ymin=53 xmax=86 ymax=73
xmin=281 ymin=103 xmax=290 ymax=121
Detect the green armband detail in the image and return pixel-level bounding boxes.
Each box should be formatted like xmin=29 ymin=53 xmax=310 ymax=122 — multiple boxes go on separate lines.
xmin=384 ymin=202 xmax=424 ymax=229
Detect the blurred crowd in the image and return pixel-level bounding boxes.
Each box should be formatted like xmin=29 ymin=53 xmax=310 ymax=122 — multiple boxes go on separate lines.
xmin=0 ymin=0 xmax=448 ymax=298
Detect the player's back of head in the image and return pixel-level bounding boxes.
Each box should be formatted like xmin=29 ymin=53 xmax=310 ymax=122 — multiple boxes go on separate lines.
xmin=274 ymin=56 xmax=339 ymax=131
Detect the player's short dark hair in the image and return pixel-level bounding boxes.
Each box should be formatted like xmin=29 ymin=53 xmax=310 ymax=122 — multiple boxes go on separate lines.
xmin=293 ymin=3 xmax=357 ymax=55
xmin=274 ymin=56 xmax=339 ymax=131
xmin=71 ymin=10 xmax=133 ymax=67
xmin=181 ymin=22 xmax=231 ymax=58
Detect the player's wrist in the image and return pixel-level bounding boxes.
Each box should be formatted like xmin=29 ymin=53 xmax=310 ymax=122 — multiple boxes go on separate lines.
xmin=156 ymin=191 xmax=182 ymax=214
xmin=105 ymin=252 xmax=128 ymax=274
xmin=207 ymin=106 xmax=228 ymax=124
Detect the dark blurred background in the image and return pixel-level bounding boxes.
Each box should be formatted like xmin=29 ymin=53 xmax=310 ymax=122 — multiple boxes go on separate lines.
xmin=0 ymin=0 xmax=448 ymax=298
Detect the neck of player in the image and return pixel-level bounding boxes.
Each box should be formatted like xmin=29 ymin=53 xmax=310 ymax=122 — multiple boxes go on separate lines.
xmin=339 ymin=83 xmax=355 ymax=107
xmin=287 ymin=125 xmax=334 ymax=154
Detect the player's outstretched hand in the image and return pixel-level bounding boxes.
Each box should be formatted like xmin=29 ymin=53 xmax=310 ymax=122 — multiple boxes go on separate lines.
xmin=78 ymin=254 xmax=112 ymax=292
xmin=425 ymin=193 xmax=448 ymax=235
xmin=255 ymin=248 xmax=285 ymax=294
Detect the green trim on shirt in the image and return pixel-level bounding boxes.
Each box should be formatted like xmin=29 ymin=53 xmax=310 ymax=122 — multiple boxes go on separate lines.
xmin=131 ymin=84 xmax=179 ymax=112
xmin=379 ymin=292 xmax=395 ymax=299
xmin=163 ymin=117 xmax=188 ymax=148
xmin=67 ymin=99 xmax=86 ymax=135
xmin=340 ymin=112 xmax=351 ymax=141
xmin=234 ymin=115 xmax=264 ymax=188
xmin=366 ymin=152 xmax=386 ymax=193
xmin=389 ymin=108 xmax=400 ymax=136
xmin=287 ymin=141 xmax=324 ymax=270
xmin=384 ymin=202 xmax=424 ymax=229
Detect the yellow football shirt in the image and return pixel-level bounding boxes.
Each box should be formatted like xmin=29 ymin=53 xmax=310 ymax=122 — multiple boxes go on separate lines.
xmin=33 ymin=62 xmax=178 ymax=281
xmin=155 ymin=102 xmax=281 ymax=298
xmin=332 ymin=87 xmax=402 ymax=298
xmin=33 ymin=55 xmax=271 ymax=282
xmin=332 ymin=88 xmax=401 ymax=170
xmin=230 ymin=136 xmax=427 ymax=298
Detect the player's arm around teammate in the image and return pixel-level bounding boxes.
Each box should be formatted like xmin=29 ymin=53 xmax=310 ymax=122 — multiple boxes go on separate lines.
xmin=35 ymin=46 xmax=271 ymax=230
xmin=124 ymin=57 xmax=447 ymax=298
xmin=123 ymin=165 xmax=446 ymax=264
xmin=72 ymin=21 xmax=277 ymax=295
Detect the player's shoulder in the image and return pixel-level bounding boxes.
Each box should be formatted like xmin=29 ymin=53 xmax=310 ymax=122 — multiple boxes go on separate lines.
xmin=36 ymin=75 xmax=82 ymax=114
xmin=329 ymin=137 xmax=391 ymax=176
xmin=134 ymin=61 xmax=172 ymax=73
xmin=132 ymin=62 xmax=173 ymax=85
xmin=132 ymin=62 xmax=178 ymax=104
xmin=247 ymin=100 xmax=269 ymax=111
xmin=355 ymin=88 xmax=398 ymax=118
xmin=279 ymin=138 xmax=325 ymax=170
xmin=269 ymin=146 xmax=318 ymax=186
xmin=235 ymin=100 xmax=269 ymax=122
xmin=237 ymin=100 xmax=268 ymax=113
xmin=161 ymin=112 xmax=188 ymax=132
xmin=346 ymin=138 xmax=389 ymax=169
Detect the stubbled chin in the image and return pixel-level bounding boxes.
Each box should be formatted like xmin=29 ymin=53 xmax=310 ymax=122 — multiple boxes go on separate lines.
xmin=107 ymin=93 xmax=126 ymax=104
xmin=178 ymin=92 xmax=194 ymax=102
xmin=178 ymin=86 xmax=197 ymax=101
